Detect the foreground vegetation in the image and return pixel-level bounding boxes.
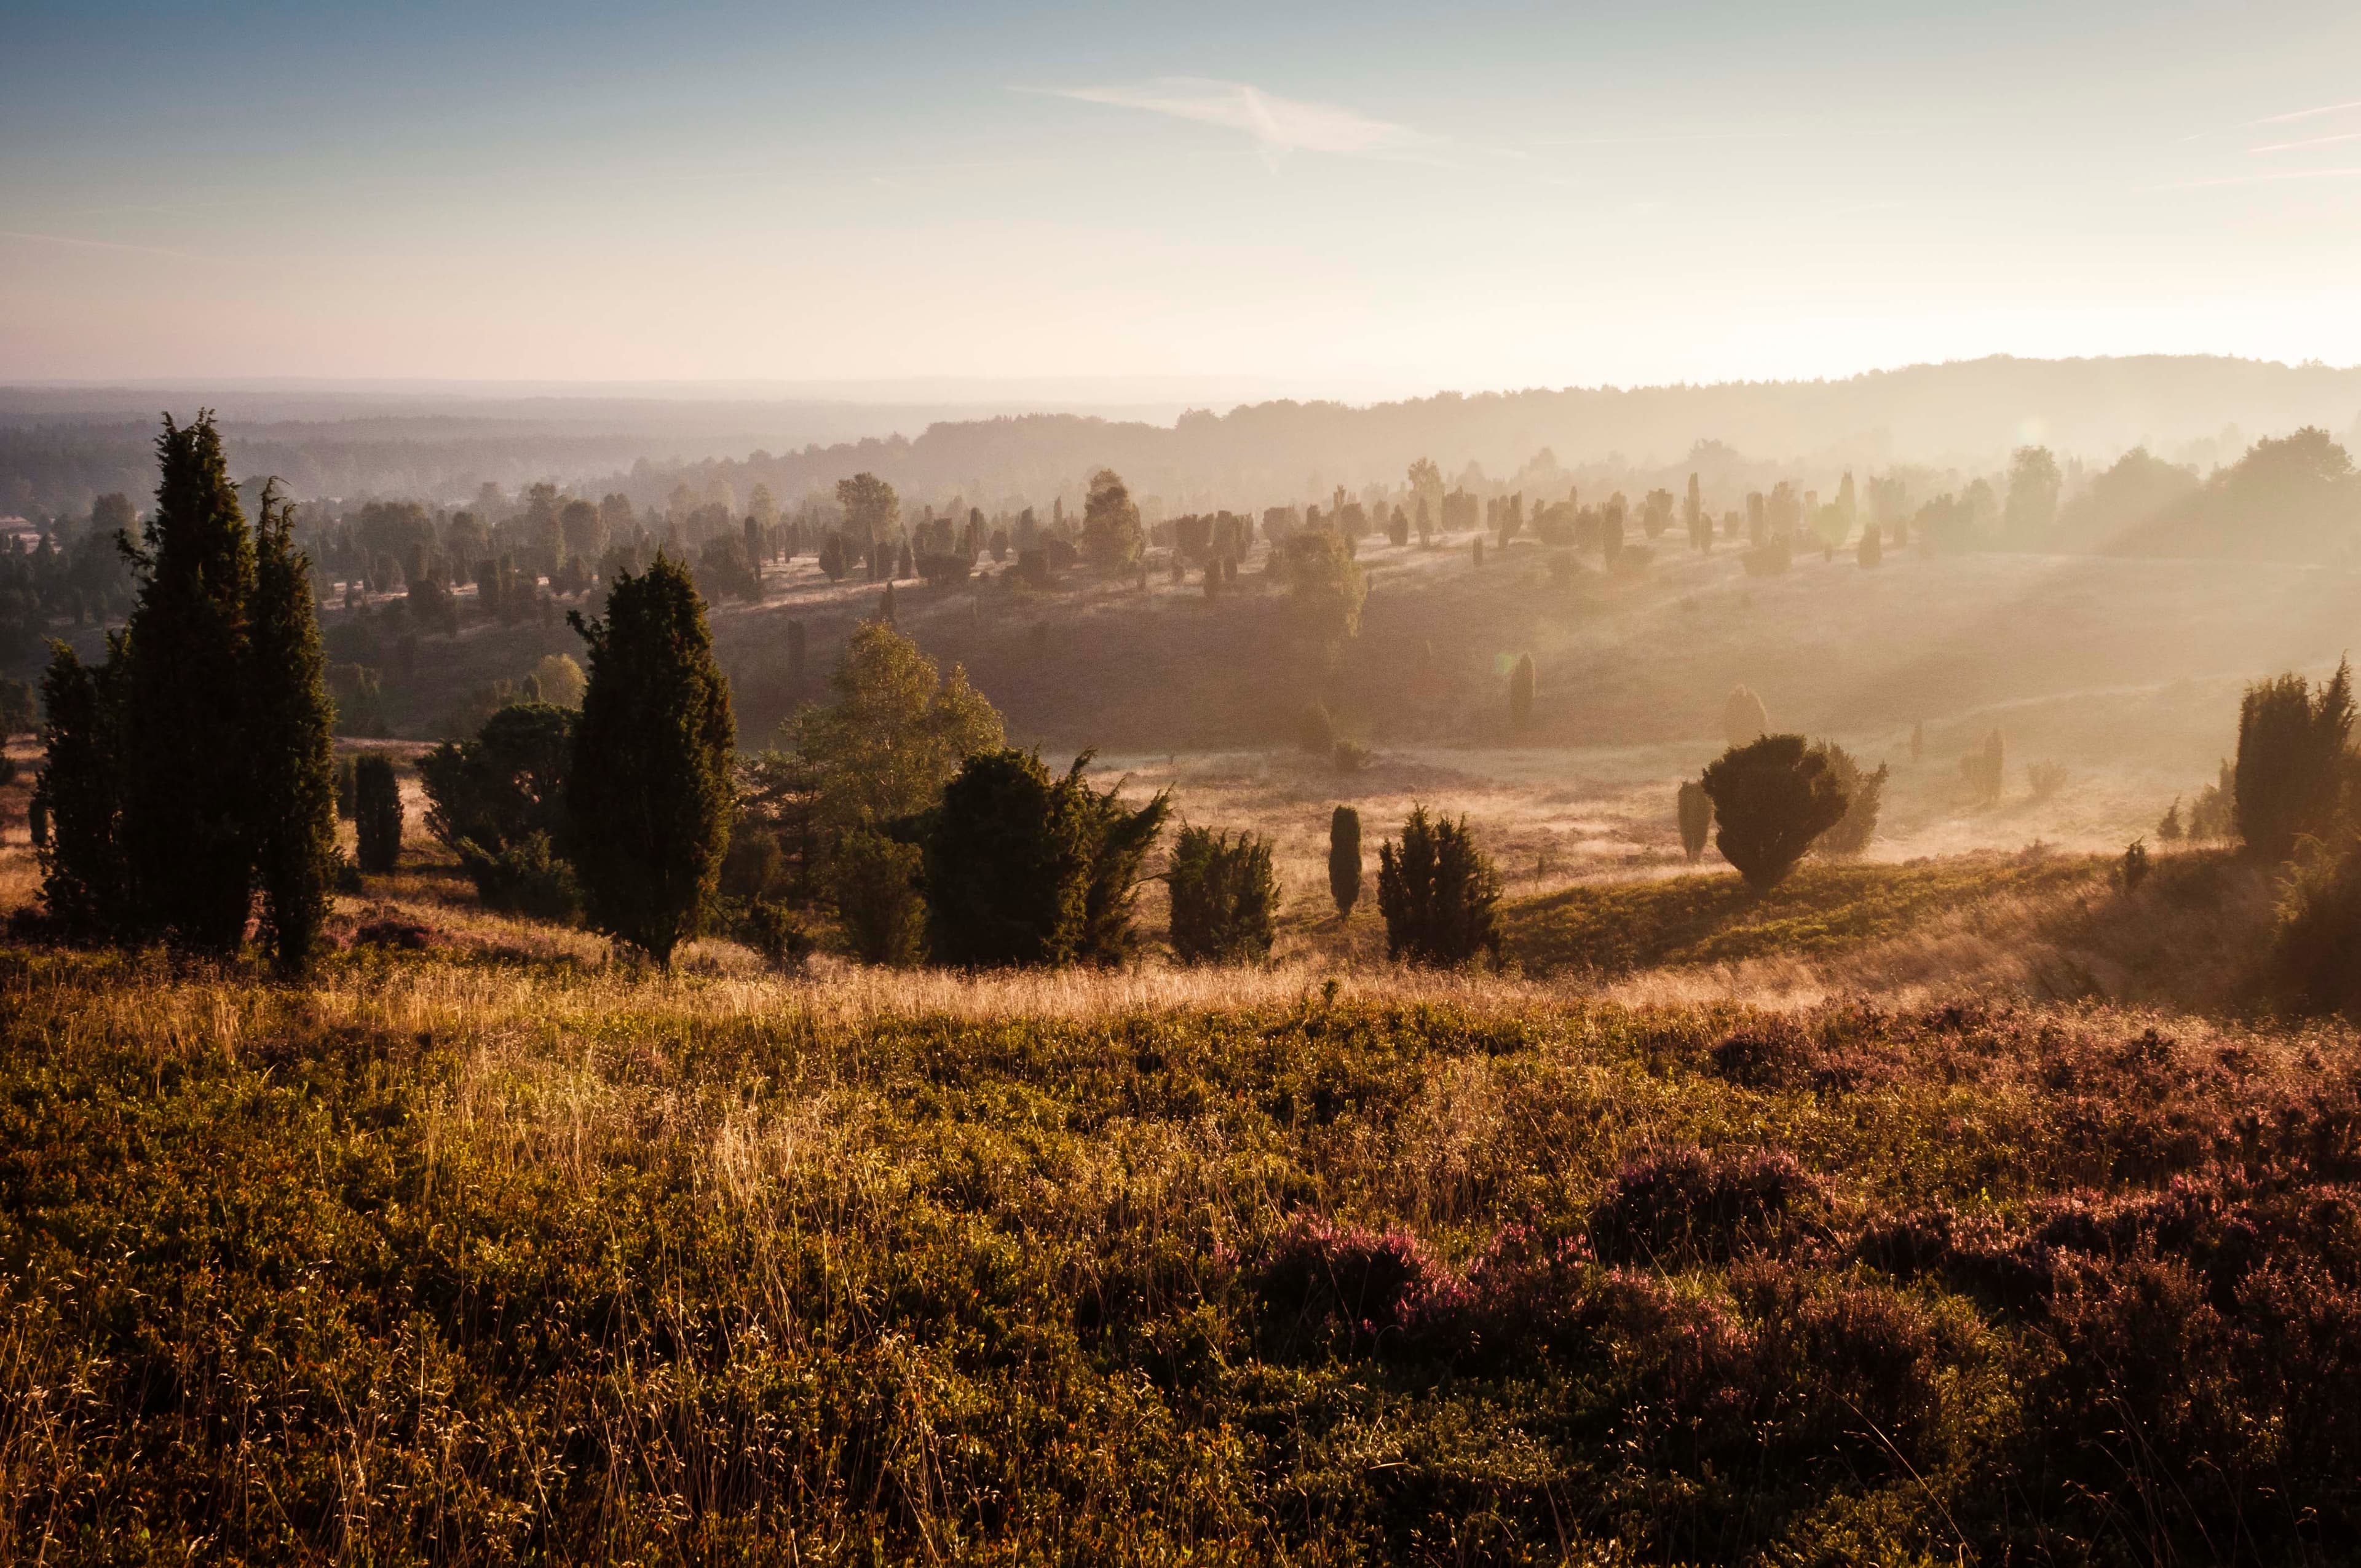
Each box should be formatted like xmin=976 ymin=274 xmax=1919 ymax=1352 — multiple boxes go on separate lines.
xmin=3 ymin=951 xmax=2357 ymax=1564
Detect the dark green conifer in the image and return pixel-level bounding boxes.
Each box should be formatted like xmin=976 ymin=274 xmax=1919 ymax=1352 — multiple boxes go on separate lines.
xmin=566 ymin=555 xmax=735 ymax=966
xmin=923 ymin=749 xmax=1168 ymax=968
xmin=1376 ymin=806 xmax=1502 ymax=967
xmin=2234 ymin=660 xmax=2354 ymax=861
xmin=354 ymin=754 xmax=403 ymax=874
xmin=1327 ymin=805 xmax=1361 ymax=920
xmin=120 ymin=413 xmax=256 ymax=951
xmin=923 ymin=749 xmax=1075 ymax=967
xmin=32 ymin=639 xmax=128 ymax=936
xmin=247 ymin=481 xmax=339 ymax=971
xmin=1166 ymin=826 xmax=1278 ymax=964
xmin=1701 ymin=734 xmax=1849 ymax=890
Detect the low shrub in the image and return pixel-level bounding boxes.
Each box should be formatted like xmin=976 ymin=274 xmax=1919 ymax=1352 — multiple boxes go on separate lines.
xmin=1166 ymin=825 xmax=1278 ymax=964
xmin=1588 ymin=1144 xmax=1826 ymax=1265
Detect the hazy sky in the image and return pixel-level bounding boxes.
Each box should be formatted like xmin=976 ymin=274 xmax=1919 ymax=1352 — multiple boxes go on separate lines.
xmin=6 ymin=1 xmax=2360 ymax=394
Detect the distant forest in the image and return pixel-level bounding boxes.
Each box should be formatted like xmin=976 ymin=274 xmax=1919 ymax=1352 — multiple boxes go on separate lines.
xmin=9 ymin=357 xmax=2361 ymax=527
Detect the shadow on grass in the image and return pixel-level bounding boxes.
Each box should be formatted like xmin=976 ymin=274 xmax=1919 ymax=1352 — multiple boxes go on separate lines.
xmin=1503 ymin=851 xmax=2110 ymax=976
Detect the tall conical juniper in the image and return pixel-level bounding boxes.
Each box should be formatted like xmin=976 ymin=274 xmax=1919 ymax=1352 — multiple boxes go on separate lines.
xmin=119 ymin=412 xmax=256 ymax=951
xmin=566 ymin=554 xmax=735 ymax=966
xmin=246 ymin=480 xmax=339 ymax=972
xmin=32 ymin=637 xmax=129 ymax=937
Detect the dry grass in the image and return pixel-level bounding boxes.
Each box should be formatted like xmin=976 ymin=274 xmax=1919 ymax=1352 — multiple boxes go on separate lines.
xmin=4 ymin=943 xmax=2359 ymax=1562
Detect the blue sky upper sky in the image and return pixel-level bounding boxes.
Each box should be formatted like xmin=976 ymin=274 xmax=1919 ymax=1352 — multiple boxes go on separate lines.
xmin=5 ymin=1 xmax=2360 ymax=394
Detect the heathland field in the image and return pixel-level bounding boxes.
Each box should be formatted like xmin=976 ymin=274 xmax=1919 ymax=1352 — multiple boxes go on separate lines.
xmin=4 ymin=951 xmax=2358 ymax=1565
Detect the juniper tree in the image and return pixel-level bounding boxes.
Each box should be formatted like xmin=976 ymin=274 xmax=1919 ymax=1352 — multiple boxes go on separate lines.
xmin=1069 ymin=757 xmax=1171 ymax=966
xmin=923 ymin=749 xmax=1168 ymax=969
xmin=1377 ymin=806 xmax=1502 ymax=967
xmin=354 ymin=754 xmax=403 ymax=874
xmin=32 ymin=639 xmax=127 ymax=937
xmin=830 ymin=827 xmax=925 ymax=966
xmin=1810 ymin=740 xmax=1889 ymax=858
xmin=1509 ymin=654 xmax=1535 ymax=734
xmin=120 ymin=412 xmax=257 ymax=951
xmin=1701 ymin=734 xmax=1849 ymax=892
xmin=246 ymin=482 xmax=339 ymax=972
xmin=2234 ymin=660 xmax=2354 ymax=861
xmin=923 ymin=749 xmax=1074 ymax=967
xmin=566 ymin=556 xmax=735 ymax=966
xmin=1328 ymin=804 xmax=1361 ymax=920
xmin=1677 ymin=779 xmax=1712 ymax=863
xmin=1166 ymin=826 xmax=1278 ymax=964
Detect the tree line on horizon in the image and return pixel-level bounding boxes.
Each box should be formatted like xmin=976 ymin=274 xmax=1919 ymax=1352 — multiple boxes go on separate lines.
xmin=18 ymin=415 xmax=1519 ymax=974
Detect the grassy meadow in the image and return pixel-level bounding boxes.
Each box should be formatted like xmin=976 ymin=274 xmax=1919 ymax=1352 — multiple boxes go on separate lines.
xmin=5 ymin=947 xmax=2359 ymax=1565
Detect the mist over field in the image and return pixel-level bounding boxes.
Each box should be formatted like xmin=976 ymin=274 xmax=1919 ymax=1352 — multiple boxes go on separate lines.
xmin=11 ymin=2 xmax=2361 ymax=1562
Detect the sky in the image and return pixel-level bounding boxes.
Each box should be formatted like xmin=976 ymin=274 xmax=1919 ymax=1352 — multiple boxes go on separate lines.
xmin=5 ymin=0 xmax=2361 ymax=396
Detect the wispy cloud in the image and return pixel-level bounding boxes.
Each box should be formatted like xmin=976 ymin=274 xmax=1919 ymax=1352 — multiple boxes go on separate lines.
xmin=2172 ymin=165 xmax=2361 ymax=189
xmin=2252 ymin=130 xmax=2361 ymax=154
xmin=2255 ymin=98 xmax=2361 ymax=125
xmin=1032 ymin=77 xmax=1429 ymax=166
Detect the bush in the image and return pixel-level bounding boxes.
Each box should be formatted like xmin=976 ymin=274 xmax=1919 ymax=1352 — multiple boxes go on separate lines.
xmin=352 ymin=754 xmax=403 ymax=874
xmin=830 ymin=828 xmax=924 ymax=966
xmin=922 ymin=749 xmax=1169 ymax=968
xmin=1811 ymin=740 xmax=1888 ymax=857
xmin=1256 ymin=1218 xmax=1442 ymax=1354
xmin=1588 ymin=1145 xmax=1824 ymax=1265
xmin=1676 ymin=780 xmax=1712 ymax=863
xmin=2028 ymin=759 xmax=2068 ymax=800
xmin=2234 ymin=660 xmax=2353 ymax=860
xmin=2271 ymin=835 xmax=2361 ymax=1015
xmin=2189 ymin=760 xmax=2236 ymax=839
xmin=2121 ymin=836 xmax=2151 ymax=892
xmin=1165 ymin=826 xmax=1278 ymax=964
xmin=467 ymin=831 xmax=582 ymax=919
xmin=1377 ymin=806 xmax=1502 ymax=967
xmin=419 ymin=703 xmax=576 ymax=906
xmin=1700 ymin=734 xmax=1849 ymax=891
xmin=916 ymin=550 xmax=971 ymax=588
xmin=1328 ymin=805 xmax=1361 ymax=920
